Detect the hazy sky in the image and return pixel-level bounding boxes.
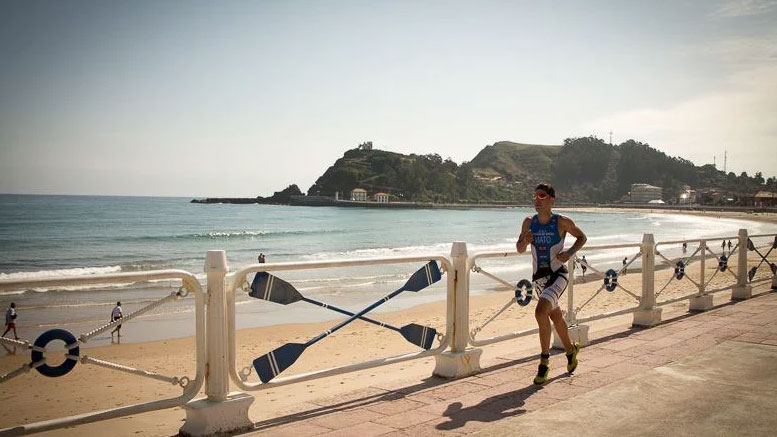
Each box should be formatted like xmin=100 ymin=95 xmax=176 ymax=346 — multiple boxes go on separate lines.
xmin=1 ymin=0 xmax=775 ymax=197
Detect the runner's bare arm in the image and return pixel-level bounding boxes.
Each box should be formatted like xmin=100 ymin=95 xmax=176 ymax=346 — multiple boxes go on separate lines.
xmin=516 ymin=217 xmax=533 ymax=253
xmin=557 ymin=216 xmax=587 ymax=262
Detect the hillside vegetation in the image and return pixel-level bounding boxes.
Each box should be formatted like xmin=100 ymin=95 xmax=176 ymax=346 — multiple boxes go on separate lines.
xmin=305 ymin=138 xmax=776 ymax=204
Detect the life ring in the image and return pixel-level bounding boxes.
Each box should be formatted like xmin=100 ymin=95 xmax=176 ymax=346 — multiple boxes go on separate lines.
xmin=30 ymin=329 xmax=80 ymax=378
xmin=604 ymin=269 xmax=618 ymax=292
xmin=515 ymin=279 xmax=533 ymax=306
xmin=718 ymin=255 xmax=728 ymax=272
xmin=675 ymin=261 xmax=686 ymax=280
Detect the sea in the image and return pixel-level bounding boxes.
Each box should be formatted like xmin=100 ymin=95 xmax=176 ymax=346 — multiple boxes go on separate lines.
xmin=1 ymin=194 xmax=774 ymax=348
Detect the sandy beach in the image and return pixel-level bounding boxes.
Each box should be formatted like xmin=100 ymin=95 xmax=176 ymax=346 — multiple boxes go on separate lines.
xmin=1 ymin=229 xmax=775 ymax=436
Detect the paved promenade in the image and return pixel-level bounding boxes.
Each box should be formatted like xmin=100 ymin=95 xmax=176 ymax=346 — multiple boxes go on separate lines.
xmin=247 ymin=288 xmax=777 ymax=437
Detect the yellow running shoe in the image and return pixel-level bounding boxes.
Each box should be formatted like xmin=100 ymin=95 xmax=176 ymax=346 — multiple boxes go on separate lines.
xmin=533 ymin=363 xmax=550 ymax=385
xmin=566 ymin=342 xmax=581 ymax=373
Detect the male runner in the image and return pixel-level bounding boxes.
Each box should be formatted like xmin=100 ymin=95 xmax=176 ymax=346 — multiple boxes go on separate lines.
xmin=517 ymin=183 xmax=587 ymax=384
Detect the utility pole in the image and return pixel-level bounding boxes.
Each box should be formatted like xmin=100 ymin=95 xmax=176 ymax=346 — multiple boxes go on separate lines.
xmin=609 ymin=130 xmax=613 ymax=145
xmin=714 ymin=155 xmax=716 ymax=169
xmin=724 ymin=150 xmax=727 ymax=174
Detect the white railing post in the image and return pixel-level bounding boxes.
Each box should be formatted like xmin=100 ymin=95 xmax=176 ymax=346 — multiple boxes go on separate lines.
xmin=180 ymin=251 xmax=253 ymax=437
xmin=732 ymin=229 xmax=752 ymax=300
xmin=433 ymin=242 xmax=482 ymax=378
xmin=206 ymin=250 xmax=229 ymax=400
xmin=633 ymin=233 xmax=662 ymax=327
xmin=553 ymin=258 xmax=589 ymax=348
xmin=690 ymin=240 xmax=713 ymax=311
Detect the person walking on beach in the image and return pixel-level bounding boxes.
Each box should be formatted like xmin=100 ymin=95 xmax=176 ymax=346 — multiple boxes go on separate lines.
xmin=623 ymin=257 xmax=628 ymax=274
xmin=110 ymin=302 xmax=123 ymax=338
xmin=580 ymin=255 xmax=587 ymax=278
xmin=516 ymin=183 xmax=587 ymax=385
xmin=258 ymin=253 xmax=266 ymax=263
xmin=2 ymin=303 xmax=18 ymax=340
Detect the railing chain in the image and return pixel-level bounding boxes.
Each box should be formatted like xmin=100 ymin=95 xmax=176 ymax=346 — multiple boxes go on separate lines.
xmin=81 ymin=355 xmax=191 ymax=387
xmin=79 ymin=287 xmax=187 ymax=343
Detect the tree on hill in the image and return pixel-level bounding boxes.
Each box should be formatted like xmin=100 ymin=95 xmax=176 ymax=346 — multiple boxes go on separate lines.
xmin=303 ymin=140 xmax=770 ymax=205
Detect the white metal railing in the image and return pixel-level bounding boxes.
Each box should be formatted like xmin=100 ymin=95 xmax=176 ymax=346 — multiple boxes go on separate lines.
xmin=466 ymin=242 xmax=645 ymax=347
xmin=568 ymin=242 xmax=644 ymax=325
xmin=0 ymin=229 xmax=775 ymax=435
xmin=0 ymin=270 xmax=205 ymax=436
xmin=226 ymin=255 xmax=452 ymax=391
xmin=466 ymin=250 xmax=535 ymax=347
xmin=653 ymin=235 xmax=739 ymax=306
xmin=464 ymin=229 xmax=776 ymax=350
xmin=747 ymin=233 xmax=777 ymax=287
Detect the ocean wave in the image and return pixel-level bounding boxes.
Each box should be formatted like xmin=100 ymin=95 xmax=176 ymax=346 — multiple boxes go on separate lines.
xmin=111 ymin=228 xmax=346 ymax=243
xmin=20 ymin=296 xmax=190 ymax=311
xmin=0 ymin=266 xmax=122 ymax=281
xmin=0 ymin=266 xmax=191 ymax=293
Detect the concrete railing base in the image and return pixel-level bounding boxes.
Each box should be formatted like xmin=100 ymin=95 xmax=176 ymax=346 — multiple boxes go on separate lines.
xmin=553 ymin=324 xmax=590 ymax=349
xmin=433 ymin=348 xmax=482 ymax=379
xmin=180 ymin=392 xmax=255 ymax=437
xmin=732 ymin=285 xmax=753 ymax=301
xmin=633 ymin=308 xmax=662 ymax=328
xmin=689 ymin=295 xmax=713 ymax=311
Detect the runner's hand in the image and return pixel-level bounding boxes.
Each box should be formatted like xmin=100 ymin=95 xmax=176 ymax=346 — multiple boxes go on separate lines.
xmin=556 ymin=251 xmax=571 ymax=263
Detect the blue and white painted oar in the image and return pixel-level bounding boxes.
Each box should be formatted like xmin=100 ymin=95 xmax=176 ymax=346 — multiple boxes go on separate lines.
xmin=250 ymin=272 xmax=437 ymax=350
xmin=252 ymin=261 xmax=441 ymax=383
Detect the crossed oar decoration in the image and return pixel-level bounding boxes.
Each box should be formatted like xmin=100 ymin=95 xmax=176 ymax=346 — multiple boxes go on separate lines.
xmin=747 ymin=236 xmax=777 ymax=281
xmin=249 ymin=261 xmax=442 ymax=383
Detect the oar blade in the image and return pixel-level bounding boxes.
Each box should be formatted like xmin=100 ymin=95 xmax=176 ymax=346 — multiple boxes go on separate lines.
xmin=403 ymin=261 xmax=442 ymax=292
xmin=253 ymin=343 xmax=306 ymax=383
xmin=399 ymin=323 xmax=437 ymax=350
xmin=249 ymin=272 xmax=303 ymax=305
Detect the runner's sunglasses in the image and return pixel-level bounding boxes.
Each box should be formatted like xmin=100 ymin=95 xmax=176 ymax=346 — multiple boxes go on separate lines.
xmin=532 ymin=192 xmax=550 ymax=200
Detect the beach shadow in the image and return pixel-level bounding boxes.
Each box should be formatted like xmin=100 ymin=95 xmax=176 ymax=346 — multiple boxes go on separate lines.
xmin=246 ymin=377 xmax=452 ymax=433
xmin=244 ymin=358 xmax=571 ymax=436
xmin=434 ymin=374 xmax=568 ymax=431
xmin=1 ymin=342 xmax=17 ymax=356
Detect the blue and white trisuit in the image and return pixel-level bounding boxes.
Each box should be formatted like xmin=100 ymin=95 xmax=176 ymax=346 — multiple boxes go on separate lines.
xmin=529 ymin=214 xmax=569 ymax=309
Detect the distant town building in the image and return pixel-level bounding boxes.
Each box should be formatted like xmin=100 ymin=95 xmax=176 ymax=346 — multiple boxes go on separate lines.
xmin=697 ymin=188 xmax=722 ymax=204
xmin=374 ymin=192 xmax=389 ymax=203
xmin=678 ymin=185 xmax=697 ymax=204
xmin=754 ymin=191 xmax=777 ymax=207
xmin=351 ymin=188 xmax=367 ymax=201
xmin=358 ymin=141 xmax=373 ymax=150
xmin=630 ymin=183 xmax=663 ymax=204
